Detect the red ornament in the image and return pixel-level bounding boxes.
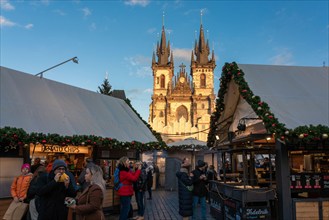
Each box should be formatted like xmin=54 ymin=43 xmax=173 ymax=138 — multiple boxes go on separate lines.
xmin=258 ymin=102 xmax=263 ymax=106
xmin=242 ymin=89 xmax=247 ymax=93
xmin=87 ymin=139 xmax=91 ymax=143
xmin=268 ymin=115 xmax=273 ymax=119
xmin=237 ymin=72 xmax=241 ymax=75
xmin=304 ymin=133 xmax=309 ymax=137
xmin=280 ymin=136 xmax=285 ymax=140
xmin=272 ymin=123 xmax=276 ymax=127
xmin=132 ymin=141 xmax=135 ymax=145
xmin=41 ymin=139 xmax=47 ymax=144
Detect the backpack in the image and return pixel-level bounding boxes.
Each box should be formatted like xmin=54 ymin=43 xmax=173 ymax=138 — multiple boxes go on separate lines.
xmin=136 ymin=169 xmax=148 ymax=191
xmin=114 ymin=167 xmax=122 ymax=191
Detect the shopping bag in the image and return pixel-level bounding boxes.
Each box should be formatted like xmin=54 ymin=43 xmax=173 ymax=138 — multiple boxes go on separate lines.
xmin=3 ymin=200 xmax=29 ymax=220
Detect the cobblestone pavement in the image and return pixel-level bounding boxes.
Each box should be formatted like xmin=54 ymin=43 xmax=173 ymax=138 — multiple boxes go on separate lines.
xmin=106 ymin=189 xmax=216 ymax=220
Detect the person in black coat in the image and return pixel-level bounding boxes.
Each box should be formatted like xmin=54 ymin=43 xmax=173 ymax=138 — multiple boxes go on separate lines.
xmin=146 ymin=164 xmax=153 ymax=200
xmin=176 ymin=157 xmax=193 ymax=220
xmin=36 ymin=159 xmax=76 ymax=220
xmin=191 ymin=160 xmax=208 ymax=220
xmin=27 ymin=165 xmax=47 ymax=220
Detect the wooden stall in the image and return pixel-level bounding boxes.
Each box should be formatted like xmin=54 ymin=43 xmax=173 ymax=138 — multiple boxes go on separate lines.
xmin=276 ymin=139 xmax=329 ymax=219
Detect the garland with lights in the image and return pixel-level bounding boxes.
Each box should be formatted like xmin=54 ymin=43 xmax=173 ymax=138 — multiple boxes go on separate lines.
xmin=0 ymin=126 xmax=169 ymax=153
xmin=207 ymin=62 xmax=329 ymax=148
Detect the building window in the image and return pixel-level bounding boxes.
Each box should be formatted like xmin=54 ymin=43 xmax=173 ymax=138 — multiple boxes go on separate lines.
xmin=200 ymin=74 xmax=206 ymax=87
xmin=160 ymin=75 xmax=165 ymax=88
xmin=159 ymin=111 xmax=164 ymax=117
xmin=202 ymin=104 xmax=205 ymax=109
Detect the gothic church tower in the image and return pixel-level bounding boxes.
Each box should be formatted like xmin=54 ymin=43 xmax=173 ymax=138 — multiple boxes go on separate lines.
xmin=149 ymin=16 xmax=216 ymax=143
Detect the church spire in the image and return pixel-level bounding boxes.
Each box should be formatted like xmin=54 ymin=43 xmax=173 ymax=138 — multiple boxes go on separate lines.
xmin=194 ymin=10 xmax=210 ymax=65
xmin=156 ymin=13 xmax=170 ymax=66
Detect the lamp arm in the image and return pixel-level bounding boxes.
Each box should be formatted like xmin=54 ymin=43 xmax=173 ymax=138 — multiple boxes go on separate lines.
xmin=35 ymin=56 xmax=78 ymax=78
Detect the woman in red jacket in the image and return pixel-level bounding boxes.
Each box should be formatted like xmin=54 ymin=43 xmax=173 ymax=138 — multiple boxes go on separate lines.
xmin=117 ymin=156 xmax=141 ymax=220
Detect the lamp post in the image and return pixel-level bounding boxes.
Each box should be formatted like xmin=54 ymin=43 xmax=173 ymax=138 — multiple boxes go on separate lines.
xmin=35 ymin=56 xmax=79 ymax=78
xmin=191 ymin=144 xmax=195 ymax=170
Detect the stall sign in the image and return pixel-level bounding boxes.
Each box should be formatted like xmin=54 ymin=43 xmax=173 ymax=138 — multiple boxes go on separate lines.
xmin=242 ymin=206 xmax=270 ymax=219
xmin=32 ymin=144 xmax=89 ymax=154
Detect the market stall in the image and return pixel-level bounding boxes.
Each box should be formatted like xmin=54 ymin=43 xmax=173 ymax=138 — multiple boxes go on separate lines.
xmin=0 ymin=65 xmax=160 ymax=211
xmin=207 ymin=62 xmax=329 ymax=219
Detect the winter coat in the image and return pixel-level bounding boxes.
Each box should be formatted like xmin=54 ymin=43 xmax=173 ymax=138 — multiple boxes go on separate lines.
xmin=10 ymin=173 xmax=33 ymax=201
xmin=191 ymin=168 xmax=208 ymax=197
xmin=146 ymin=169 xmax=153 ymax=189
xmin=75 ymin=184 xmax=105 ymax=220
xmin=117 ymin=165 xmax=141 ymax=197
xmin=37 ymin=170 xmax=77 ymax=220
xmin=133 ymin=168 xmax=148 ymax=192
xmin=176 ymin=168 xmax=193 ymax=217
xmin=27 ymin=170 xmax=47 ymax=210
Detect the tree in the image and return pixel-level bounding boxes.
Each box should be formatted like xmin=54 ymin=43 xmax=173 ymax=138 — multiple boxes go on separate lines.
xmin=98 ymin=78 xmax=112 ymax=96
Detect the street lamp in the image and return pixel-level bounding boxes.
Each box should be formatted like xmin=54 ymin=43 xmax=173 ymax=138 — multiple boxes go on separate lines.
xmin=35 ymin=56 xmax=79 ymax=78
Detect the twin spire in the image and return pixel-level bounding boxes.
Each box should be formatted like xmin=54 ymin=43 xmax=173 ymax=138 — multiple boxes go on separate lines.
xmin=153 ymin=11 xmax=215 ymax=68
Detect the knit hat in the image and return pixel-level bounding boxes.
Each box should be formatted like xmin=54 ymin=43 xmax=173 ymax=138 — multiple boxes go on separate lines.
xmin=21 ymin=163 xmax=30 ymax=171
xmin=197 ymin=160 xmax=206 ymax=168
xmin=52 ymin=159 xmax=67 ymax=171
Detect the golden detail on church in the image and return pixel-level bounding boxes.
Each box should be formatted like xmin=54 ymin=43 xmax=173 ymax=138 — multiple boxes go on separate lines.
xmin=149 ymin=21 xmax=216 ymax=143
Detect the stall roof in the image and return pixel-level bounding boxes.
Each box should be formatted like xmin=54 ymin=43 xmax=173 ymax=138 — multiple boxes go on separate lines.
xmin=233 ymin=64 xmax=329 ymax=130
xmin=167 ymin=137 xmax=207 ymax=147
xmin=0 ymin=66 xmax=157 ymax=143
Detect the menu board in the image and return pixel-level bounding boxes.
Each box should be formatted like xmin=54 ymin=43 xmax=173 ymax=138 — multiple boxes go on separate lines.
xmin=290 ymin=173 xmax=329 ymax=190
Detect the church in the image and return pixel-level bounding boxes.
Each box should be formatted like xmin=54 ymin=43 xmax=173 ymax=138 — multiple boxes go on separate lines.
xmin=148 ymin=19 xmax=216 ymax=143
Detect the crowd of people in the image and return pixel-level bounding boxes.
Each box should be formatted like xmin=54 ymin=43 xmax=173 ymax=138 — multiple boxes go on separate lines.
xmin=4 ymin=156 xmax=156 ymax=220
xmin=5 ymin=156 xmax=217 ymax=220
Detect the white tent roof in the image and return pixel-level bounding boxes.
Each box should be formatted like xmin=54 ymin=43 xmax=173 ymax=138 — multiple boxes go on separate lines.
xmin=167 ymin=137 xmax=207 ymax=147
xmin=0 ymin=66 xmax=157 ymax=143
xmin=230 ymin=64 xmax=329 ymax=130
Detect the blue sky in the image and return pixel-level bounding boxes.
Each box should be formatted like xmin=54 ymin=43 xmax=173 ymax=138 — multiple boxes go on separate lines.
xmin=1 ymin=0 xmax=328 ymax=122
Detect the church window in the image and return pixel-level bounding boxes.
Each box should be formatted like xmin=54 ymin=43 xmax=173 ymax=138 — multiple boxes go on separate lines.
xmin=176 ymin=105 xmax=188 ymax=122
xmin=159 ymin=111 xmax=164 ymax=117
xmin=200 ymin=74 xmax=206 ymax=87
xmin=157 ymin=77 xmax=159 ymax=84
xmin=202 ymin=103 xmax=205 ymax=109
xmin=160 ymin=75 xmax=165 ymax=88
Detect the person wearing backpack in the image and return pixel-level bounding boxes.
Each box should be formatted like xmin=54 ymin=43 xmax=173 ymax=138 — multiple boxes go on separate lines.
xmin=116 ymin=156 xmax=141 ymax=220
xmin=132 ymin=161 xmax=148 ymax=220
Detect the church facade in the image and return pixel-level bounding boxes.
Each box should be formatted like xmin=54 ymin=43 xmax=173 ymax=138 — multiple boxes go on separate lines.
xmin=148 ymin=21 xmax=216 ymax=143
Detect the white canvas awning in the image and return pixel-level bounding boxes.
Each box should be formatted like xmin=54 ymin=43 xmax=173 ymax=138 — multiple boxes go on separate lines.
xmin=0 ymin=66 xmax=157 ymax=143
xmin=222 ymin=64 xmax=329 ymax=133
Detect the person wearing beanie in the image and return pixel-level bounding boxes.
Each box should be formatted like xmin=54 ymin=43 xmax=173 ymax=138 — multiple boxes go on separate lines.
xmin=36 ymin=159 xmax=76 ymax=220
xmin=52 ymin=159 xmax=67 ymax=171
xmin=10 ymin=163 xmax=33 ymax=203
xmin=191 ymin=159 xmax=208 ymax=220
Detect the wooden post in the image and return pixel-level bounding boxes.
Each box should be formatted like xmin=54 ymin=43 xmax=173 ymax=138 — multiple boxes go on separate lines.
xmin=276 ymin=140 xmax=292 ymax=219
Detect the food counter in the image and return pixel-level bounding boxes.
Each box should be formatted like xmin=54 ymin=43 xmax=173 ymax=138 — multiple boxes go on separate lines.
xmin=209 ymin=181 xmax=275 ymax=219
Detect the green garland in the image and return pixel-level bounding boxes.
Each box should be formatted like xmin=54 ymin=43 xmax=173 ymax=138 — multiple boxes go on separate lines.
xmin=0 ymin=126 xmax=169 ymax=153
xmin=207 ymin=62 xmax=329 ymax=147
